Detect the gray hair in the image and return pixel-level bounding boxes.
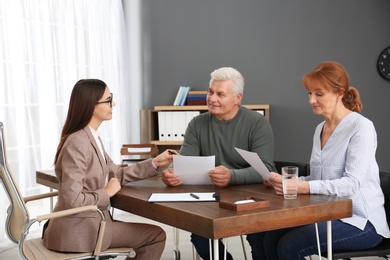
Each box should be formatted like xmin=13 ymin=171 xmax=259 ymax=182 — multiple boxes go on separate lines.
xmin=209 ymin=67 xmax=244 ymax=96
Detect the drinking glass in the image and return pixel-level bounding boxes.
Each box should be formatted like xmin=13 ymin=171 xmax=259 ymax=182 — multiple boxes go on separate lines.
xmin=281 ymin=166 xmax=298 ymax=199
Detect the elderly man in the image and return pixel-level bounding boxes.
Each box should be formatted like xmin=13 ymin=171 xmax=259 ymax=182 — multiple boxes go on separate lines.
xmin=162 ymin=67 xmax=276 ymax=260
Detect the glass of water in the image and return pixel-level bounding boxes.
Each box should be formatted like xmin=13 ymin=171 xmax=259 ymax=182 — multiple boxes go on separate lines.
xmin=281 ymin=166 xmax=298 ymax=199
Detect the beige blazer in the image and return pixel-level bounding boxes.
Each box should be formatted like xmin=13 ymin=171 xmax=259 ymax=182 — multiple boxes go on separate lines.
xmin=43 ymin=126 xmax=158 ymax=252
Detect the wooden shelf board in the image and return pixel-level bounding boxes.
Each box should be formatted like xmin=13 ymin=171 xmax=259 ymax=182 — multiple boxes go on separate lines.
xmin=154 ymin=104 xmax=269 ymax=111
xmin=150 ymin=140 xmax=183 ymax=146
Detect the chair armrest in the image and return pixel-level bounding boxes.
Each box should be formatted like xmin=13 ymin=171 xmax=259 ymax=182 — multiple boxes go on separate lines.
xmin=38 ymin=205 xmax=106 ymax=255
xmin=23 ymin=191 xmax=58 ymax=203
xmin=23 ymin=205 xmax=106 ymax=257
xmin=36 ymin=205 xmax=100 ymax=222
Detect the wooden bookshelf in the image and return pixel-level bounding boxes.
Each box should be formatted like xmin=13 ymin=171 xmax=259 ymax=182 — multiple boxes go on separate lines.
xmin=153 ymin=104 xmax=269 ymax=118
xmin=140 ymin=104 xmax=270 ymax=151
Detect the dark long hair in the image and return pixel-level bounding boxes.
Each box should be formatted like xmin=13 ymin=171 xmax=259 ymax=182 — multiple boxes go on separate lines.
xmin=303 ymin=61 xmax=362 ymax=112
xmin=54 ymin=79 xmax=107 ymax=163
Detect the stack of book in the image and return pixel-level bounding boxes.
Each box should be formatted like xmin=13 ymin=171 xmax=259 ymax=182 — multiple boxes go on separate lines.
xmin=186 ymin=91 xmax=207 ymax=105
xmin=173 ymin=86 xmax=191 ymax=106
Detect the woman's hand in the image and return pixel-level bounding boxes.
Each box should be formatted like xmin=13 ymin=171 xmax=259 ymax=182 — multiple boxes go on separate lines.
xmin=268 ymin=172 xmax=284 ymax=195
xmin=105 ymin=177 xmax=121 ymax=197
xmin=268 ymin=172 xmax=310 ymax=195
xmin=152 ymin=149 xmax=179 ymax=168
xmin=161 ymin=167 xmax=182 ymax=186
xmin=298 ymin=180 xmax=310 ymax=194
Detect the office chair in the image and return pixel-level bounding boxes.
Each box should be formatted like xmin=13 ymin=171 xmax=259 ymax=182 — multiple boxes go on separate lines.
xmin=322 ymin=171 xmax=390 ymax=260
xmin=274 ymin=160 xmax=310 ymax=177
xmin=0 ymin=122 xmax=136 ymax=260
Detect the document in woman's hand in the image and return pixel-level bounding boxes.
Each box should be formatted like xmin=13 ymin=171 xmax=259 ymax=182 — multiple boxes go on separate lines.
xmin=234 ymin=147 xmax=271 ymax=181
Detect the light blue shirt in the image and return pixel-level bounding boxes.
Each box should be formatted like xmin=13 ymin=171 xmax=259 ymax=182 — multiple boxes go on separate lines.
xmin=301 ymin=112 xmax=390 ymax=238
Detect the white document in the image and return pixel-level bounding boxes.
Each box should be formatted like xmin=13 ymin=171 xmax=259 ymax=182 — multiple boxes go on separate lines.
xmin=234 ymin=147 xmax=271 ymax=181
xmin=173 ymin=155 xmax=214 ymax=185
xmin=121 ymin=147 xmax=152 ymax=162
xmin=148 ymin=192 xmax=218 ymax=202
xmin=126 ymin=147 xmax=151 ymax=153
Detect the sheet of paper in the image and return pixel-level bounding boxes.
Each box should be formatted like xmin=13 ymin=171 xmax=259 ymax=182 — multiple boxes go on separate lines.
xmin=126 ymin=147 xmax=151 ymax=153
xmin=234 ymin=147 xmax=271 ymax=181
xmin=173 ymin=155 xmax=214 ymax=185
xmin=148 ymin=192 xmax=217 ymax=202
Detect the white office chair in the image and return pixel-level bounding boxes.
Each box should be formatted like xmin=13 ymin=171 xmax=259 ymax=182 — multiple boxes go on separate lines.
xmin=0 ymin=122 xmax=136 ymax=260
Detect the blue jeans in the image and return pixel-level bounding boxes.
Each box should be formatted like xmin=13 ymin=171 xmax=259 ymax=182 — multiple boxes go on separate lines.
xmin=246 ymin=220 xmax=383 ymax=260
xmin=191 ymin=233 xmax=234 ymax=260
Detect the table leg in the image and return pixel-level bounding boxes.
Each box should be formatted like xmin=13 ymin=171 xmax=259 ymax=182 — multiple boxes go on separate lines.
xmin=327 ymin=221 xmax=332 ymax=260
xmin=213 ymin=239 xmax=219 ymax=260
xmin=223 ymin=238 xmax=227 ymax=260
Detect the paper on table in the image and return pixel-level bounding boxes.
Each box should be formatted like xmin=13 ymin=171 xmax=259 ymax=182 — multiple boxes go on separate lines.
xmin=234 ymin=147 xmax=271 ymax=181
xmin=173 ymin=155 xmax=214 ymax=185
xmin=148 ymin=192 xmax=217 ymax=202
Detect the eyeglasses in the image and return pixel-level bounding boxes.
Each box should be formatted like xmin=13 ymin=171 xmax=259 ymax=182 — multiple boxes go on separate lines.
xmin=96 ymin=93 xmax=113 ymax=107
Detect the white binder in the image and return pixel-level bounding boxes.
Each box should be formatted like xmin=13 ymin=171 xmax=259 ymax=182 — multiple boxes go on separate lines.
xmin=171 ymin=111 xmax=181 ymax=141
xmin=177 ymin=111 xmax=187 ymax=141
xmin=185 ymin=111 xmax=200 ymax=128
xmin=165 ymin=111 xmax=173 ymax=141
xmin=158 ymin=111 xmax=167 ymax=141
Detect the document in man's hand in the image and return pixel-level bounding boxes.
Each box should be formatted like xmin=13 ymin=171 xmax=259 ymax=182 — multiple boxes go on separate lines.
xmin=234 ymin=147 xmax=271 ymax=181
xmin=148 ymin=192 xmax=219 ymax=202
xmin=173 ymin=155 xmax=215 ymax=185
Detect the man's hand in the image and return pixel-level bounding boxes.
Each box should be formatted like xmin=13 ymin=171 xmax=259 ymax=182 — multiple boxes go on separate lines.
xmin=209 ymin=165 xmax=231 ymax=187
xmin=161 ymin=168 xmax=182 ymax=186
xmin=263 ymin=178 xmax=274 ymax=188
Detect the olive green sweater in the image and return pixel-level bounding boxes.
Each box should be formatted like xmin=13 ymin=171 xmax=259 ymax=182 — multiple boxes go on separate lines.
xmin=180 ymin=106 xmax=276 ymax=185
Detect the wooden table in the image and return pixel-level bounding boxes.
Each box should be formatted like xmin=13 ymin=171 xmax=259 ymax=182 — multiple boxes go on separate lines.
xmin=36 ymin=170 xmax=352 ymax=260
xmin=36 ymin=169 xmax=58 ymax=189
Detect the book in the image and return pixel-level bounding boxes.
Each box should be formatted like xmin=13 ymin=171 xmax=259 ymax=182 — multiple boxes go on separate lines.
xmin=173 ymin=86 xmax=191 ymax=106
xmin=173 ymin=86 xmax=183 ymax=106
xmin=188 ymin=91 xmax=208 ymax=94
xmin=186 ymin=90 xmax=207 ymax=105
xmin=178 ymin=86 xmax=190 ymax=106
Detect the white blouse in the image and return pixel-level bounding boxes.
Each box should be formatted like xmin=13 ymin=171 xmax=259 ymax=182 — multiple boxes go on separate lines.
xmin=301 ymin=112 xmax=390 ymax=238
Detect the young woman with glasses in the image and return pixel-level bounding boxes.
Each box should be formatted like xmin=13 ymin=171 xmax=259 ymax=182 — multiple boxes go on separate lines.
xmin=42 ymin=79 xmax=177 ymax=259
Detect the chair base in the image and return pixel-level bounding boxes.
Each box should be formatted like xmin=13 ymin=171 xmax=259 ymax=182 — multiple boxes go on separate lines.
xmin=23 ymin=238 xmax=135 ymax=260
